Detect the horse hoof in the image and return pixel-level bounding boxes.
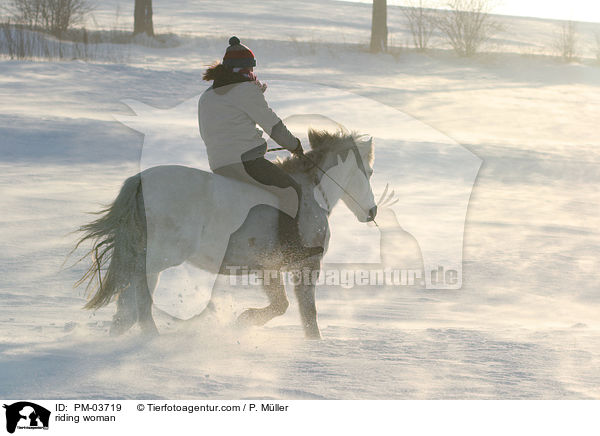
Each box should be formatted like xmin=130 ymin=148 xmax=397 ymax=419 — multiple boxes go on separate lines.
xmin=304 ymin=327 xmax=322 ymax=340
xmin=109 ymin=317 xmax=135 ymax=337
xmin=236 ymin=308 xmax=263 ymax=327
xmin=140 ymin=323 xmax=160 ymax=337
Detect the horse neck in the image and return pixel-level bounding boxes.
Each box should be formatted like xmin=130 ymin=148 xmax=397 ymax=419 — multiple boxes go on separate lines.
xmin=307 ymin=152 xmax=353 ymax=214
xmin=288 ymin=171 xmax=323 ymax=208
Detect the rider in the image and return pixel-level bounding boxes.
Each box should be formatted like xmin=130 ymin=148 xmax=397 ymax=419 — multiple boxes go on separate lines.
xmin=198 ymin=36 xmax=323 ymax=263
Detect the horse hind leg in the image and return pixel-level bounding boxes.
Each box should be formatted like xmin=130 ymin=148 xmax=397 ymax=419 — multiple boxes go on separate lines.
xmin=109 ymin=256 xmax=139 ymax=337
xmin=237 ymin=272 xmax=289 ymax=327
xmin=110 ymin=283 xmax=137 ymax=336
xmin=133 ymin=256 xmax=158 ymax=336
xmin=109 ymin=256 xmax=158 ymax=337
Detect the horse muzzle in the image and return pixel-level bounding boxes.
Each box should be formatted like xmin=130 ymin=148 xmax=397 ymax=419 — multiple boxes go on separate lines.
xmin=366 ymin=206 xmax=377 ymax=222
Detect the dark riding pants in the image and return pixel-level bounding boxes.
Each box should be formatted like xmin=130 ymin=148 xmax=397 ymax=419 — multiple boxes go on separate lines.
xmin=213 ymin=146 xmax=303 ymax=248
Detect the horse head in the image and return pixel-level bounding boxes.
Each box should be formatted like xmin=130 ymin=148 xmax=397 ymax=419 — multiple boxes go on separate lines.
xmin=305 ymin=129 xmax=377 ymax=223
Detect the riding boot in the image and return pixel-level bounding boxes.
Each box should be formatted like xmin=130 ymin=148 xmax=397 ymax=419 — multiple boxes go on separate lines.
xmin=278 ymin=209 xmax=323 ymax=264
xmin=235 ymin=154 xmax=324 ymax=263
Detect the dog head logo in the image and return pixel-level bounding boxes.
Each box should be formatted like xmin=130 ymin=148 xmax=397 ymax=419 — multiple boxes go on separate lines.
xmin=3 ymin=402 xmax=50 ymax=434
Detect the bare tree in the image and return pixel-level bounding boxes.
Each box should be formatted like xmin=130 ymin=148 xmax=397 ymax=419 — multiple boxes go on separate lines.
xmin=133 ymin=0 xmax=153 ymax=36
xmin=402 ymin=0 xmax=436 ymax=51
xmin=554 ymin=21 xmax=577 ymax=62
xmin=5 ymin=0 xmax=45 ymax=29
xmin=435 ymin=0 xmax=500 ymax=57
xmin=8 ymin=0 xmax=92 ymax=37
xmin=370 ymin=0 xmax=387 ymax=53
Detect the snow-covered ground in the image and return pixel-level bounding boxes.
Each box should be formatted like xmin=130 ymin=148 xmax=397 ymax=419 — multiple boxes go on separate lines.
xmin=1 ymin=0 xmax=599 ymax=399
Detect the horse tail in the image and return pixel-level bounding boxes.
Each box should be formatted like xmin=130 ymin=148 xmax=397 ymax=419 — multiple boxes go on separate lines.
xmin=74 ymin=173 xmax=147 ymax=310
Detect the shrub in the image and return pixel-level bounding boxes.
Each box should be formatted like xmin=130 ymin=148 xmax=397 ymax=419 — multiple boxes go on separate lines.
xmin=7 ymin=0 xmax=93 ymax=37
xmin=402 ymin=0 xmax=436 ymax=51
xmin=553 ymin=21 xmax=577 ymax=62
xmin=435 ymin=0 xmax=501 ymax=57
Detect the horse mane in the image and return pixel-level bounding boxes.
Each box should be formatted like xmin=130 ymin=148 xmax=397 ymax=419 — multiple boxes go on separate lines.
xmin=276 ymin=129 xmax=370 ymax=174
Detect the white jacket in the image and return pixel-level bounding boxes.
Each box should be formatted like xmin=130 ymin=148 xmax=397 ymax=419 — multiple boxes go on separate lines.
xmin=198 ymin=81 xmax=290 ymax=170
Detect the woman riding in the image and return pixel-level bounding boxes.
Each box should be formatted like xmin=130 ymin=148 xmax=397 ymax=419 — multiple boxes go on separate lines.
xmin=198 ymin=36 xmax=323 ymax=263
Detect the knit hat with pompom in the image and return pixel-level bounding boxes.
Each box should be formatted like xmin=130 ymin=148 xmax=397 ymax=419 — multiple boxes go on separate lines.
xmin=222 ymin=36 xmax=256 ymax=68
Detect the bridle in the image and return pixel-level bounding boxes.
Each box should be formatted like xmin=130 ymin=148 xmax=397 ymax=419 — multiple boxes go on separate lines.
xmin=267 ymin=145 xmax=379 ymax=227
xmin=314 ymin=169 xmax=333 ymax=213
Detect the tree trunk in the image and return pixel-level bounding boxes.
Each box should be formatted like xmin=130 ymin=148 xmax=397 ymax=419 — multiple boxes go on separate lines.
xmin=370 ymin=0 xmax=388 ymax=53
xmin=134 ymin=0 xmax=154 ymax=36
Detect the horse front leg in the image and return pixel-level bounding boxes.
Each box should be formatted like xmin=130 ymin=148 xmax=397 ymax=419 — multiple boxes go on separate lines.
xmin=237 ymin=271 xmax=289 ymax=327
xmin=293 ymin=261 xmax=322 ymax=339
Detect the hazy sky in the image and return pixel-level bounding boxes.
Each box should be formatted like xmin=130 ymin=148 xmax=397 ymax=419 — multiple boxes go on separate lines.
xmin=341 ymin=0 xmax=600 ymax=23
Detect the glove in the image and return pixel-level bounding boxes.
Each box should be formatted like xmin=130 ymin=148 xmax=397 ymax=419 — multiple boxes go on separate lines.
xmin=292 ymin=140 xmax=304 ymax=157
xmin=254 ymin=80 xmax=267 ymax=93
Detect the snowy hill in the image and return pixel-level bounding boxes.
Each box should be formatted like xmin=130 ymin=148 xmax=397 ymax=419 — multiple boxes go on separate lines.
xmin=1 ymin=0 xmax=599 ymax=399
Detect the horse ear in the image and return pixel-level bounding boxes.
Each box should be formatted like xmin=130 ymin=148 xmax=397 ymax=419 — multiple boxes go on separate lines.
xmin=356 ymin=134 xmax=372 ymax=146
xmin=308 ymin=129 xmax=319 ymax=149
xmin=356 ymin=135 xmax=374 ymax=164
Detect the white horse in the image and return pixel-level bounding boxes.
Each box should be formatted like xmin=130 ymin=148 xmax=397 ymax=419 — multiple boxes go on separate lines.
xmin=75 ymin=129 xmax=376 ymax=339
